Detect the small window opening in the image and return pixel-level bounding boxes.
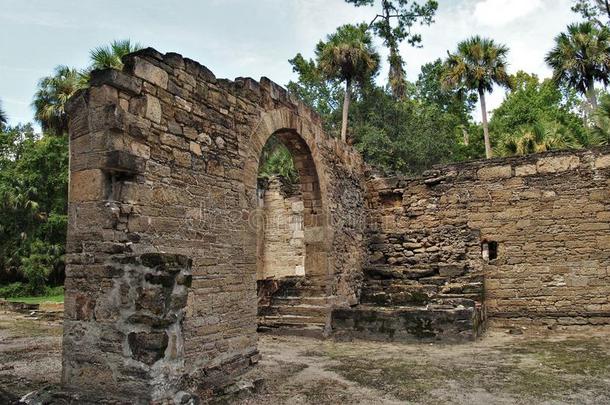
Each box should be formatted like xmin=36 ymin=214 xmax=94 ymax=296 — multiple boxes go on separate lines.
xmin=481 ymin=240 xmax=498 ymax=261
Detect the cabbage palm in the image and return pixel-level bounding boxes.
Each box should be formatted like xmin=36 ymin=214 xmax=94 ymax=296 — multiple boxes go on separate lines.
xmin=545 ymin=22 xmax=610 ymax=111
xmin=443 ymin=36 xmax=512 ymax=159
xmin=89 ymin=39 xmax=142 ymax=71
xmin=33 ymin=39 xmax=142 ymax=135
xmin=499 ymin=121 xmax=582 ymax=156
xmin=32 ymin=66 xmax=84 ymax=135
xmin=317 ymin=24 xmax=380 ymax=142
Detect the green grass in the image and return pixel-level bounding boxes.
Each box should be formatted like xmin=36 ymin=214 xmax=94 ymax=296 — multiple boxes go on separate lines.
xmin=6 ymin=294 xmax=64 ymax=304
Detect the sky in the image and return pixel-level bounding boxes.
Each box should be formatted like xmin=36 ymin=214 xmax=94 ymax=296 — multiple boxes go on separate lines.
xmin=0 ymin=0 xmax=578 ymax=128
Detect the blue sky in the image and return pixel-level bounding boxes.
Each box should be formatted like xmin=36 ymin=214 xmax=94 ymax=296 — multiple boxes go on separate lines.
xmin=0 ymin=0 xmax=577 ymax=128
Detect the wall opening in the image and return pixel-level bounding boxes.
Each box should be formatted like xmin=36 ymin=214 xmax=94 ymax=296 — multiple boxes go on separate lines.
xmin=481 ymin=240 xmax=498 ymax=261
xmin=255 ymin=133 xmax=328 ymax=335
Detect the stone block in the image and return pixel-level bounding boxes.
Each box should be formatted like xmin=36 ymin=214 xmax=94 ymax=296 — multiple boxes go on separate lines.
xmin=70 ymin=169 xmax=107 ymax=202
xmin=477 ymin=165 xmax=512 ymax=180
xmin=90 ymin=68 xmax=142 ymax=95
xmin=515 ymin=164 xmax=537 ymax=176
xmin=595 ymin=154 xmax=610 ymax=169
xmin=190 ymin=141 xmax=202 ymax=156
xmin=145 ymin=94 xmax=162 ymax=123
xmin=133 ymin=57 xmax=168 ymax=89
xmin=537 ymin=155 xmax=580 ymax=173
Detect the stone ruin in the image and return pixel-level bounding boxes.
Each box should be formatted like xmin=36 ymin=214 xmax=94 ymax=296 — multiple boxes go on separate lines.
xmin=64 ymin=48 xmax=610 ymax=402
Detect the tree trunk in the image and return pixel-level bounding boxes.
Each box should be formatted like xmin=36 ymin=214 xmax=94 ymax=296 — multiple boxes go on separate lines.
xmin=479 ymin=89 xmax=493 ymax=159
xmin=587 ymin=81 xmax=598 ymax=110
xmin=341 ymin=78 xmax=352 ymax=143
xmin=462 ymin=126 xmax=469 ymax=146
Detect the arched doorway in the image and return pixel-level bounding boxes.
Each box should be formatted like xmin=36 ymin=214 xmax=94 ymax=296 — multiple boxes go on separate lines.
xmin=254 ymin=131 xmax=329 ymax=336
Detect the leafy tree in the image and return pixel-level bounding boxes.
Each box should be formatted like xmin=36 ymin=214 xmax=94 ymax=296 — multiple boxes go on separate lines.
xmin=258 ymin=142 xmax=299 ymax=184
xmin=345 ymin=0 xmax=438 ymax=99
xmin=287 ymin=54 xmax=343 ymax=135
xmin=491 ymin=71 xmax=587 ymax=140
xmin=546 ymin=22 xmax=610 ymax=112
xmin=572 ymin=0 xmax=610 ymax=27
xmin=90 ymin=39 xmax=142 ymax=70
xmin=350 ymin=85 xmax=464 ymax=174
xmin=317 ymin=24 xmax=380 ymax=142
xmin=498 ymin=121 xmax=581 ymax=156
xmin=32 ymin=66 xmax=84 ymax=135
xmin=0 ymin=124 xmax=68 ymax=293
xmin=443 ymin=36 xmax=513 ymax=159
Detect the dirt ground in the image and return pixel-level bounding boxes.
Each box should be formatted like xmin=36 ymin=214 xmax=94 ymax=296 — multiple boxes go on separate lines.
xmin=1 ymin=309 xmax=610 ymax=404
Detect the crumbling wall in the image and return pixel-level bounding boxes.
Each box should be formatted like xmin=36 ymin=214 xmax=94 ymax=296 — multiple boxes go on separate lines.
xmin=363 ymin=147 xmax=610 ymax=329
xmin=64 ymin=48 xmax=367 ymax=401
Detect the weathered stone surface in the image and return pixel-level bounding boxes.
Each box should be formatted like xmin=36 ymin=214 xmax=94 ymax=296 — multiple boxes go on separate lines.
xmin=537 ymin=155 xmax=580 ymax=173
xmin=595 ymin=154 xmax=610 ymax=169
xmin=144 ymin=94 xmax=162 ymax=123
xmin=359 ymin=146 xmax=610 ymax=338
xmin=515 ymin=164 xmax=537 ymax=176
xmin=133 ymin=57 xmax=169 ymax=88
xmin=477 ymin=165 xmax=512 ymax=180
xmin=69 ymin=169 xmax=106 ymax=202
xmin=65 ymin=46 xmax=610 ymax=402
xmin=65 ymin=48 xmax=367 ymax=402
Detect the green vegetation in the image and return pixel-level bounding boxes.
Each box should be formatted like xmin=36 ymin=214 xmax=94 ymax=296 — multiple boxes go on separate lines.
xmin=1 ymin=39 xmax=139 ymax=298
xmin=3 ymin=2 xmax=610 ymax=297
xmin=317 ymin=23 xmax=379 ymax=141
xmin=546 ymin=22 xmax=610 ymax=111
xmin=5 ymin=287 xmax=64 ymax=304
xmin=345 ymin=0 xmax=438 ymax=99
xmin=0 ymin=99 xmax=7 ymax=128
xmin=442 ymin=36 xmax=513 ymax=158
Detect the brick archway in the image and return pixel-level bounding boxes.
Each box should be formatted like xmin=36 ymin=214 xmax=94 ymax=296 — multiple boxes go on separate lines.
xmin=62 ymin=48 xmax=368 ymax=402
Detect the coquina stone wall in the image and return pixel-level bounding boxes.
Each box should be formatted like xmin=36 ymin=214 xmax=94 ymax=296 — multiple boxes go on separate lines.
xmin=63 ymin=48 xmax=367 ymax=402
xmin=64 ymin=46 xmax=610 ymax=402
xmin=258 ymin=176 xmax=305 ymax=280
xmin=340 ymin=147 xmax=610 ymax=341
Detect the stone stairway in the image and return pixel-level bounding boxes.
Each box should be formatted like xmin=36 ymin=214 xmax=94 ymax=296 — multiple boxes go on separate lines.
xmin=330 ymin=264 xmax=485 ymax=342
xmin=257 ymin=277 xmax=329 ymax=338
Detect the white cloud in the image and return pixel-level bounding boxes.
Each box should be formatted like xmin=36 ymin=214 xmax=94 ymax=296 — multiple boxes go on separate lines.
xmin=474 ymin=0 xmax=544 ymax=26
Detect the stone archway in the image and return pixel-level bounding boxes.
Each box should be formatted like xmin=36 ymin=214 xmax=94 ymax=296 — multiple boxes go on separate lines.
xmin=248 ymin=123 xmax=331 ymax=335
xmin=62 ymin=48 xmax=368 ymax=402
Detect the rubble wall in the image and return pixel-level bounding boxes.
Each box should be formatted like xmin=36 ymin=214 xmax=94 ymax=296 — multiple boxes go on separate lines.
xmin=365 ymin=147 xmax=610 ymax=328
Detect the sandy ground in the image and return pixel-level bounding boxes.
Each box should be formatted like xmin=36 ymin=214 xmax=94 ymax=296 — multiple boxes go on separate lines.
xmin=1 ymin=309 xmax=610 ymax=404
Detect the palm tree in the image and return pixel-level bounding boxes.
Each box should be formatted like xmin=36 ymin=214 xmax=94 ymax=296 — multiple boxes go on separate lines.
xmin=546 ymin=22 xmax=610 ymax=111
xmin=443 ymin=36 xmax=512 ymax=159
xmin=89 ymin=39 xmax=142 ymax=71
xmin=32 ymin=39 xmax=143 ymax=135
xmin=32 ymin=66 xmax=83 ymax=135
xmin=317 ymin=24 xmax=379 ymax=142
xmin=499 ymin=122 xmax=578 ymax=156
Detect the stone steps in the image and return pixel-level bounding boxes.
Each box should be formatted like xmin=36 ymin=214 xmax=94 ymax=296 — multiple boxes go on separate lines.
xmin=258 ymin=293 xmax=329 ymax=337
xmin=331 ymin=304 xmax=485 ymax=342
xmin=259 ymin=303 xmax=328 ymax=319
xmin=257 ymin=323 xmax=326 ymax=339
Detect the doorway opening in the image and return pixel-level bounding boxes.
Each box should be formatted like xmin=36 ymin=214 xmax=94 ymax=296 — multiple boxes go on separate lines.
xmin=255 ymin=132 xmax=328 ymax=337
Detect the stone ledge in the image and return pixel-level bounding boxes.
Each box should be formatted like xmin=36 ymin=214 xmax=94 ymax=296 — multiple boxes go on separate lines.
xmin=331 ymin=304 xmax=484 ymax=343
